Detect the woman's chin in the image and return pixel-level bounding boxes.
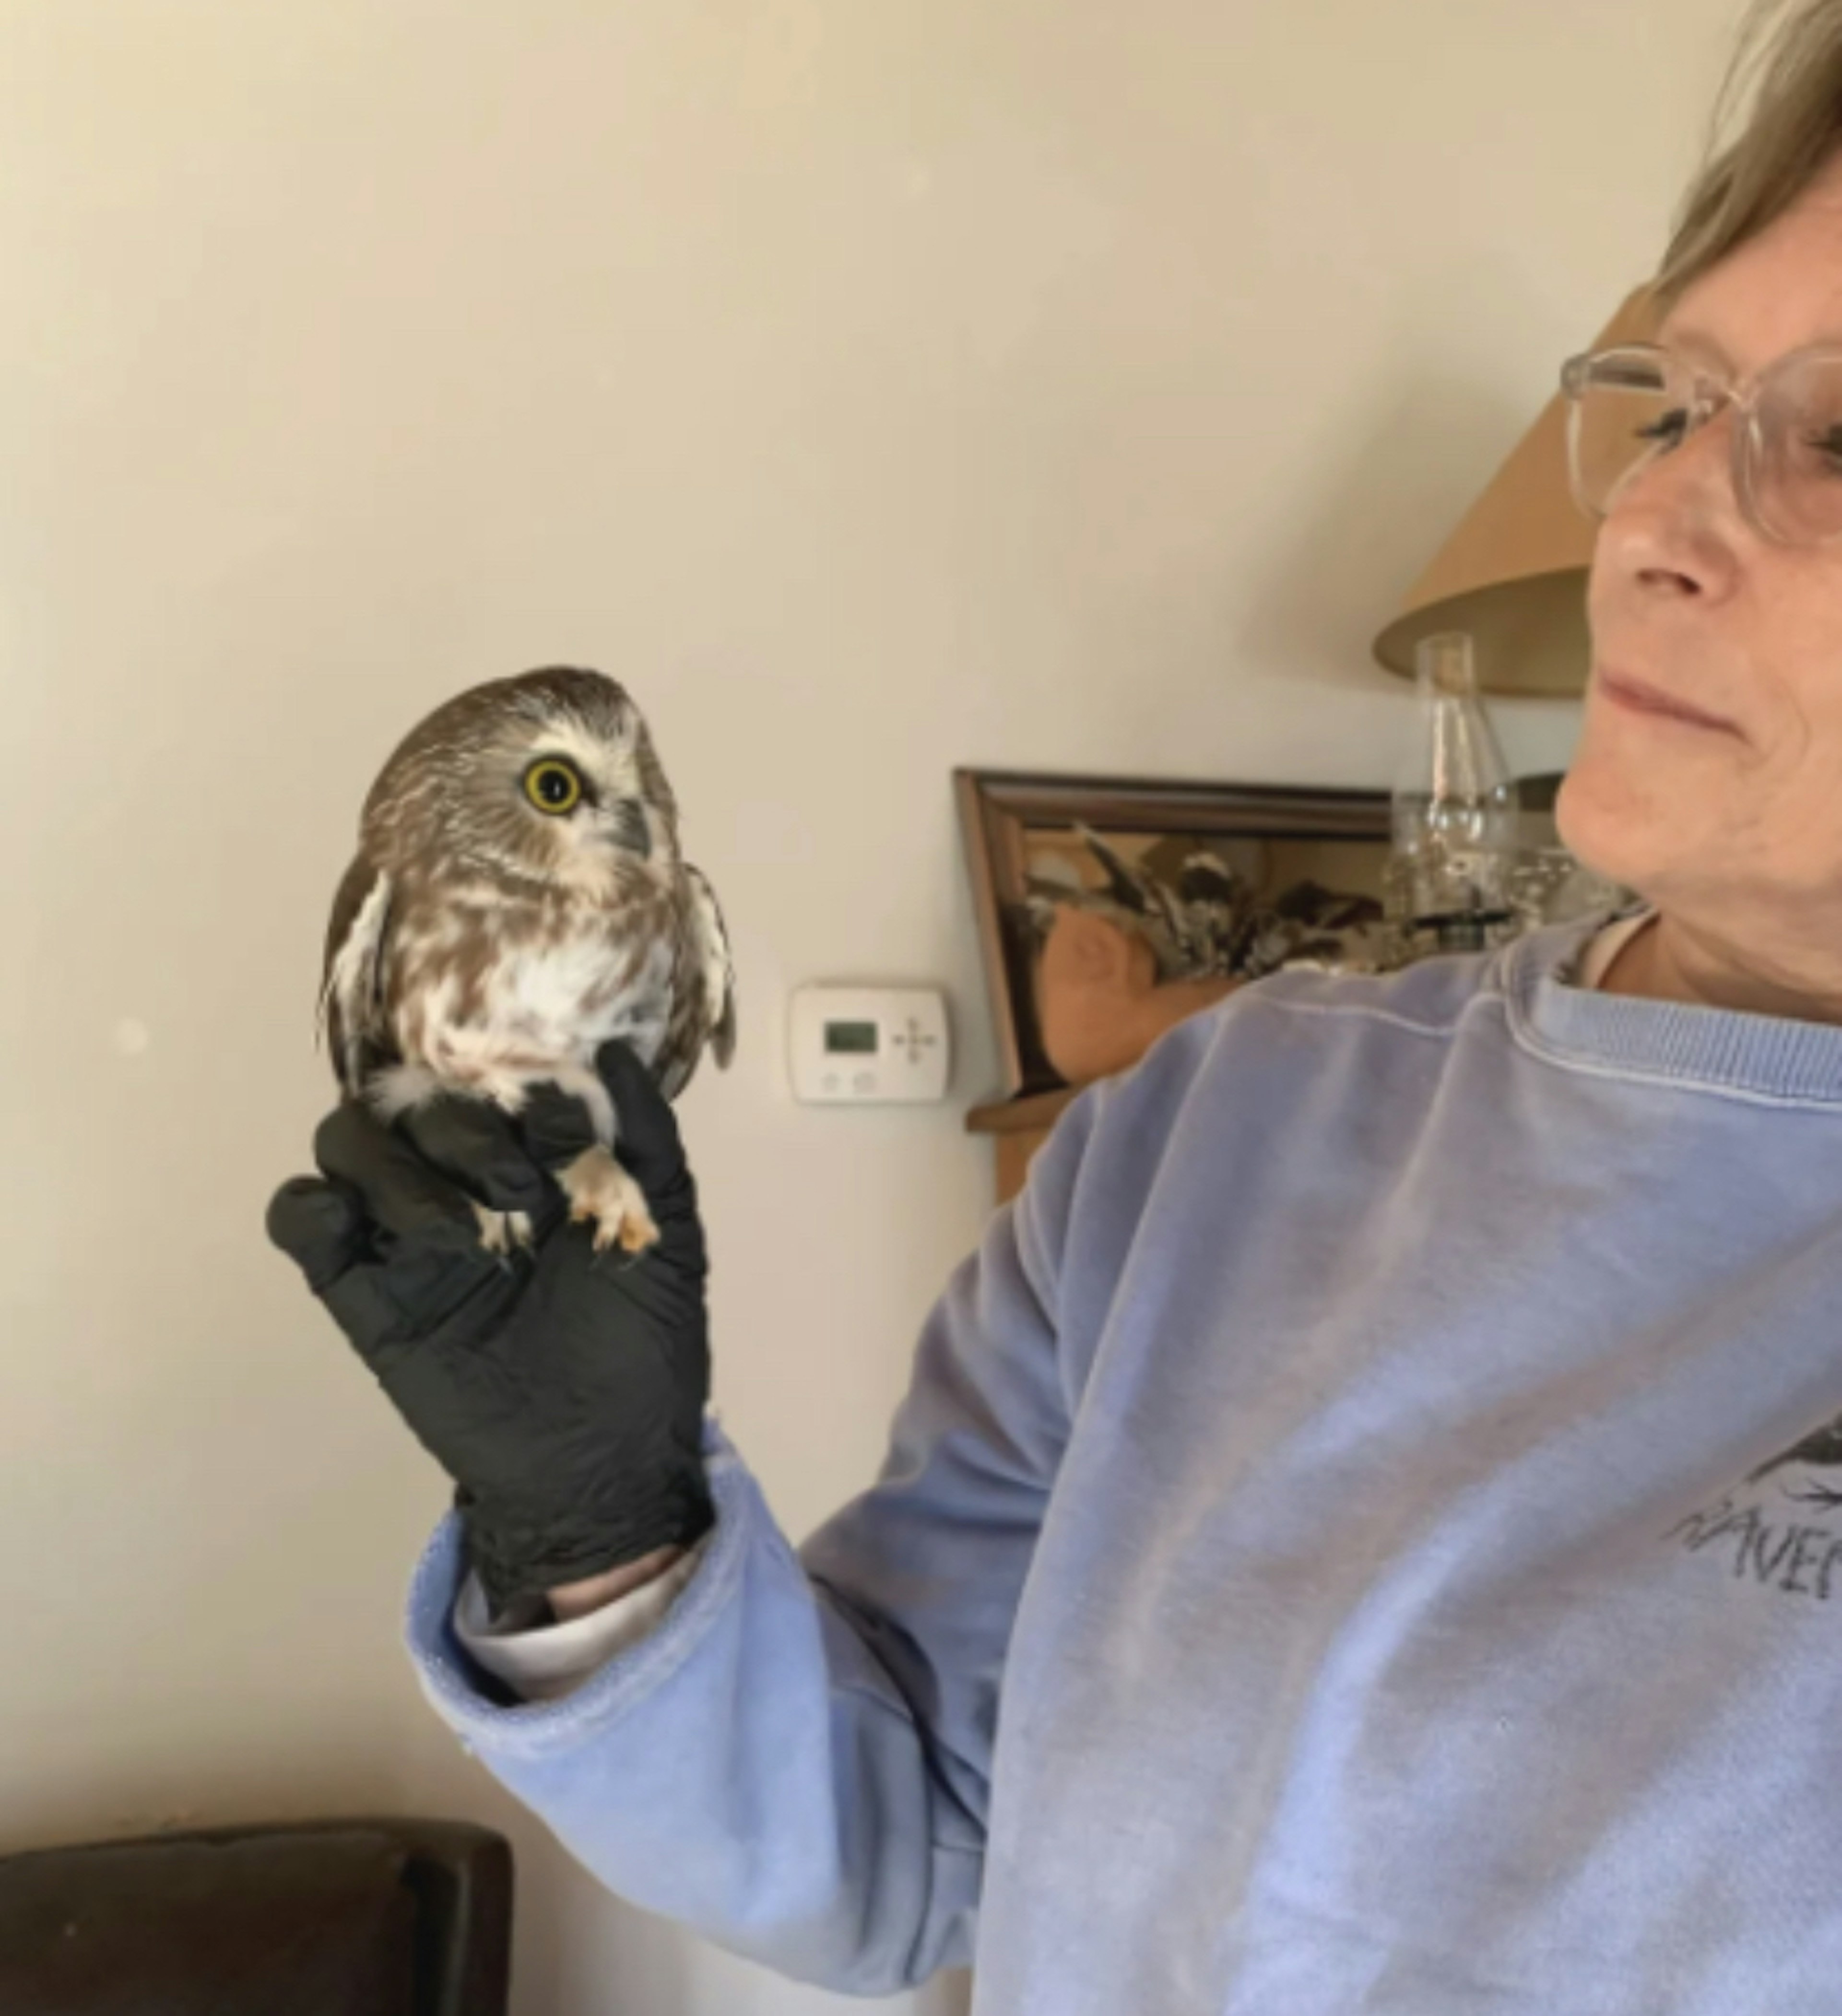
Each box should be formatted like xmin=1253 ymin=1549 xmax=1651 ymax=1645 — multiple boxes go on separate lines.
xmin=1554 ymin=760 xmax=1663 ymax=897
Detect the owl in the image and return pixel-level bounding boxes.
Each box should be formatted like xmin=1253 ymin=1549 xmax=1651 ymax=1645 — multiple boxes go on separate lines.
xmin=321 ymin=666 xmax=736 ymax=1254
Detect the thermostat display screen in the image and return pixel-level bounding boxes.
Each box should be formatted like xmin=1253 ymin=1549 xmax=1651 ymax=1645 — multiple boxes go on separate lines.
xmin=824 ymin=1020 xmax=879 ymax=1055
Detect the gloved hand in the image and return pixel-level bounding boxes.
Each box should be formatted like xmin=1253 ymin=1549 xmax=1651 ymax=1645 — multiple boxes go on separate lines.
xmin=266 ymin=1042 xmax=715 ymax=1614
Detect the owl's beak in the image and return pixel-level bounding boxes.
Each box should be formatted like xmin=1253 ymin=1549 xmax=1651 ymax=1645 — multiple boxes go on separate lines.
xmin=607 ymin=799 xmax=653 ymax=859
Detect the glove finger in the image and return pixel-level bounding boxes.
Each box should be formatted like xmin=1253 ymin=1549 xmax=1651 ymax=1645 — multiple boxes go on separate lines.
xmin=313 ymin=1100 xmax=481 ymax=1246
xmin=518 ymin=1077 xmax=602 ymax=1172
xmin=317 ymin=1258 xmax=420 ymax=1366
xmin=396 ymin=1095 xmax=551 ymax=1216
xmin=593 ymin=1040 xmax=691 ymax=1199
xmin=268 ymin=1175 xmax=425 ymax=1365
xmin=331 ymin=1233 xmax=511 ymax=1367
xmin=267 ymin=1175 xmax=372 ymax=1293
xmin=592 ymin=1042 xmax=706 ymax=1274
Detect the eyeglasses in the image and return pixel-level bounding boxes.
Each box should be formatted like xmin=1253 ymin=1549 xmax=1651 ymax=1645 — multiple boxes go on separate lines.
xmin=1560 ymin=342 xmax=1842 ymax=546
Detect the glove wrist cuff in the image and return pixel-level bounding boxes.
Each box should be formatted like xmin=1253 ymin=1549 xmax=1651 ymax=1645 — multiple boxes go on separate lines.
xmin=463 ymin=1468 xmax=716 ymax=1613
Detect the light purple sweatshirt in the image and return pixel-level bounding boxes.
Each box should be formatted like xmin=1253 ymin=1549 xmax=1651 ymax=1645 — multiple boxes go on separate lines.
xmin=405 ymin=912 xmax=1842 ymax=2014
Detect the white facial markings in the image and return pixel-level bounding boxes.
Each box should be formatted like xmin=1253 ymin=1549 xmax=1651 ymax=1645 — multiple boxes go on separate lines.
xmin=511 ymin=716 xmax=660 ymax=887
xmin=521 ymin=720 xmax=643 ymax=811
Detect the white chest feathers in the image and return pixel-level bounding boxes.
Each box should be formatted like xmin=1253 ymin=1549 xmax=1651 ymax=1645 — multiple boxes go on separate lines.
xmin=377 ymin=919 xmax=676 ymax=1127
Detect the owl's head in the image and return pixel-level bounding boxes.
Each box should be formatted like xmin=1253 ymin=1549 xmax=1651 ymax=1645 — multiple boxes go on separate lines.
xmin=365 ymin=667 xmax=679 ymax=894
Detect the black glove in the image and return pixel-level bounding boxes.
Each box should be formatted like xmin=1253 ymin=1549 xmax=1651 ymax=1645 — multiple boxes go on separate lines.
xmin=266 ymin=1042 xmax=714 ymax=1613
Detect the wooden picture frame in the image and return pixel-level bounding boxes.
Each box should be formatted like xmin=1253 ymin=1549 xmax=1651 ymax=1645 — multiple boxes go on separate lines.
xmin=954 ymin=768 xmax=1394 ymax=1101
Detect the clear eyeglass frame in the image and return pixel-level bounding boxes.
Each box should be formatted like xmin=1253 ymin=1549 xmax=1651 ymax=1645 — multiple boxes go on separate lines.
xmin=1559 ymin=340 xmax=1842 ymax=548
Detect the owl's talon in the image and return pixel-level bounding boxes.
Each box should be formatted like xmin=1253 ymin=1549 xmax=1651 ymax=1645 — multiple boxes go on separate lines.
xmin=617 ymin=1208 xmax=660 ymax=1254
xmin=472 ymin=1204 xmax=534 ymax=1256
xmin=559 ymin=1145 xmax=659 ymax=1258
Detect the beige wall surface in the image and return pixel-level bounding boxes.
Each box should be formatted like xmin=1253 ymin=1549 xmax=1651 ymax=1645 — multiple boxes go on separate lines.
xmin=0 ymin=3 xmax=1744 ymax=2011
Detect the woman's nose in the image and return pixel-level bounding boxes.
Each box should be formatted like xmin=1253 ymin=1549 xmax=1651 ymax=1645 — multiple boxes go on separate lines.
xmin=1596 ymin=410 xmax=1743 ymax=602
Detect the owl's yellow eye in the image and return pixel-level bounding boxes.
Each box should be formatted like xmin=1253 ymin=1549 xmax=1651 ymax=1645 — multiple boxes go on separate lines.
xmin=524 ymin=758 xmax=584 ymax=815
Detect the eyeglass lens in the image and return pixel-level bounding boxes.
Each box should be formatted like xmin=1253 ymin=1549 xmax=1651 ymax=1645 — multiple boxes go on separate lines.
xmin=1569 ymin=349 xmax=1842 ymax=544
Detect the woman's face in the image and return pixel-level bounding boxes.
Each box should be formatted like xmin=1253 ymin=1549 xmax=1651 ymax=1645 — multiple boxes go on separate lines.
xmin=1558 ymin=150 xmax=1842 ymax=953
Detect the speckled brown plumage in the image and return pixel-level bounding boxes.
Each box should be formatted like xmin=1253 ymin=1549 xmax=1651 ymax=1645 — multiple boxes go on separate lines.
xmin=321 ymin=666 xmax=735 ymax=1250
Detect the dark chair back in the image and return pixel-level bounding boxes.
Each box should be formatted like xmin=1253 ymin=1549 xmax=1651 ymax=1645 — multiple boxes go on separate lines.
xmin=0 ymin=1817 xmax=513 ymax=2016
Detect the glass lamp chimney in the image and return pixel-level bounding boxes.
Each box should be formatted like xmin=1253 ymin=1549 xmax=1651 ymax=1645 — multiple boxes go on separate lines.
xmin=1386 ymin=631 xmax=1521 ymax=956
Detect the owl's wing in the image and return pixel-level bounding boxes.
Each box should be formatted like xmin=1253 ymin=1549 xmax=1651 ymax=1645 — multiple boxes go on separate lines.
xmin=320 ymin=854 xmax=395 ymax=1097
xmin=684 ymin=862 xmax=737 ymax=1067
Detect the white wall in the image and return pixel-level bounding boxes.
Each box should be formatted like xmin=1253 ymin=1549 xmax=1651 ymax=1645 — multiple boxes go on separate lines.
xmin=0 ymin=3 xmax=1745 ymax=2011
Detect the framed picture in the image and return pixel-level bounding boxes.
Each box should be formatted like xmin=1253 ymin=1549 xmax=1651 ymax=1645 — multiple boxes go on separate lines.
xmin=955 ymin=769 xmax=1394 ymax=1100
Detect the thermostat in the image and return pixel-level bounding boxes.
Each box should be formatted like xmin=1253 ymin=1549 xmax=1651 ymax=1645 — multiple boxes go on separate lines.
xmin=789 ymin=986 xmax=951 ymax=1105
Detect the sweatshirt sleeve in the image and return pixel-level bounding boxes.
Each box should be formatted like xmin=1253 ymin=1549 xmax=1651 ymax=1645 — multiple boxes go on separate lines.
xmin=401 ymin=1085 xmax=1099 ymax=1998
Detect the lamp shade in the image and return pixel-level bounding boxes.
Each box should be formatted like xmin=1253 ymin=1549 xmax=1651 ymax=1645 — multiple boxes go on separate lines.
xmin=1372 ymin=288 xmax=1657 ymax=697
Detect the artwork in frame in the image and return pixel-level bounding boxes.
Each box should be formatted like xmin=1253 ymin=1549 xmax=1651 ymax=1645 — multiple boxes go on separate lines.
xmin=955 ymin=768 xmax=1395 ymax=1102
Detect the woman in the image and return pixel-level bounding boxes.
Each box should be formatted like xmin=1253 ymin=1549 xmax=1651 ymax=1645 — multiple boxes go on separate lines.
xmin=270 ymin=3 xmax=1842 ymax=2008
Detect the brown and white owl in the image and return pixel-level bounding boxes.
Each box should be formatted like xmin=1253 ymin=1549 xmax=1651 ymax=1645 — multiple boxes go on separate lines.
xmin=321 ymin=666 xmax=736 ymax=1254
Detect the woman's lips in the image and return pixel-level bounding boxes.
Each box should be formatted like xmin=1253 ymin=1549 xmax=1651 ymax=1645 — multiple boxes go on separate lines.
xmin=1595 ymin=669 xmax=1742 ymax=738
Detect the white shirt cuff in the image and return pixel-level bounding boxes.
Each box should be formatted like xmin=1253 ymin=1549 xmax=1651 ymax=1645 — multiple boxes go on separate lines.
xmin=452 ymin=1530 xmax=716 ymax=1703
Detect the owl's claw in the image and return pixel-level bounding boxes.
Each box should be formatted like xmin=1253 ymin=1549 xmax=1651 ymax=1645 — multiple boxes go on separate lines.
xmin=559 ymin=1145 xmax=661 ymax=1257
xmin=472 ymin=1204 xmax=535 ymax=1256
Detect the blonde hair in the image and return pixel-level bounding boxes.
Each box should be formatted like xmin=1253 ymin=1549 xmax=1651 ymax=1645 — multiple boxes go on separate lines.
xmin=1656 ymin=0 xmax=1842 ymax=307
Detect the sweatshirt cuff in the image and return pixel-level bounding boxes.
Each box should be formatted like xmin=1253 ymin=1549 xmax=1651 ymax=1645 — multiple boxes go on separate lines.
xmin=453 ymin=1530 xmax=716 ymax=1702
